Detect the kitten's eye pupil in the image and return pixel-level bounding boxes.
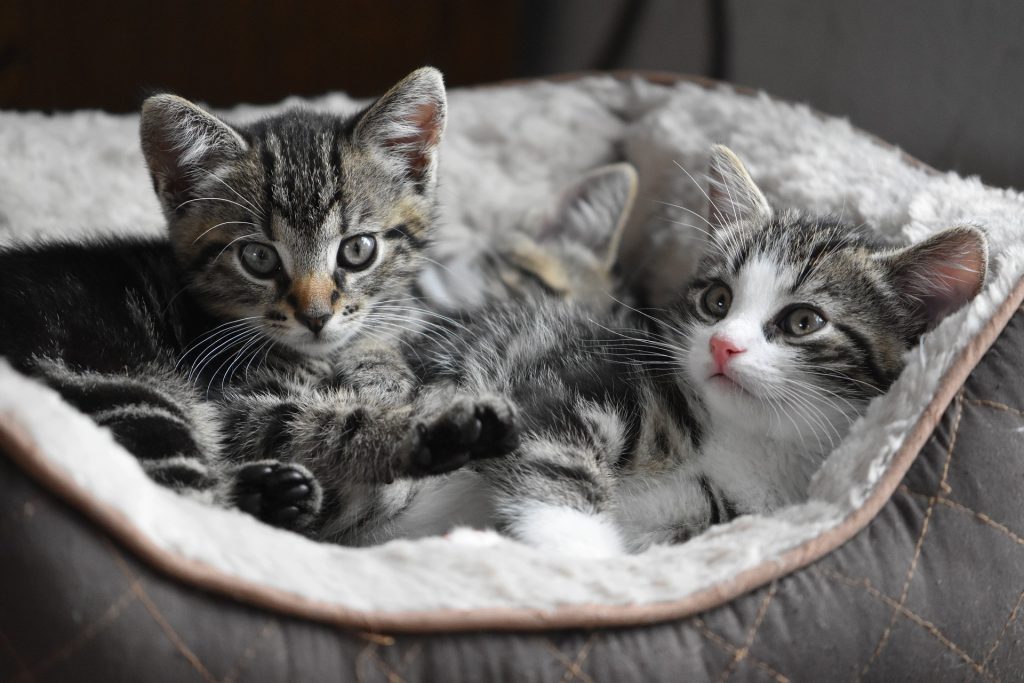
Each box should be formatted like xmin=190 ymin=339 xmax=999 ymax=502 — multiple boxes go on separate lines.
xmin=338 ymin=235 xmax=377 ymax=269
xmin=239 ymin=242 xmax=280 ymax=278
xmin=783 ymin=307 xmax=827 ymax=337
xmin=701 ymin=283 xmax=732 ymax=319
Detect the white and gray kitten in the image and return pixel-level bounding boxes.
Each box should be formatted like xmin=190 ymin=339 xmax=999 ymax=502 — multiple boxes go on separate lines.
xmin=334 ymin=146 xmax=987 ymax=556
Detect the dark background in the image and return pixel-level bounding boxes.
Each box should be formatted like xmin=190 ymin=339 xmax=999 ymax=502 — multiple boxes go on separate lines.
xmin=2 ymin=1 xmax=1021 ymax=188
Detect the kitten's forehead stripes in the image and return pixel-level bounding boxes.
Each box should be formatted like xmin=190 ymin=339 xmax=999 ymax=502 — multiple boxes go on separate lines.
xmin=790 ymin=230 xmax=855 ymax=293
xmin=247 ymin=113 xmax=354 ymax=239
xmin=712 ymin=216 xmax=885 ymax=296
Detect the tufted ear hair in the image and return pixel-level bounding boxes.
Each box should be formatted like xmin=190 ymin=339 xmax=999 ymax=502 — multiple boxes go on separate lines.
xmin=140 ymin=94 xmax=248 ymax=213
xmin=354 ymin=67 xmax=447 ymax=185
xmin=877 ymin=225 xmax=988 ymax=334
xmin=706 ymin=144 xmax=772 ymax=230
xmin=532 ymin=163 xmax=639 ymax=271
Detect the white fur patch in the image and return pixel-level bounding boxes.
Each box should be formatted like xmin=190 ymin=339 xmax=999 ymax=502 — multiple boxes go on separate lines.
xmin=444 ymin=527 xmax=504 ymax=547
xmin=507 ymin=501 xmax=625 ymax=558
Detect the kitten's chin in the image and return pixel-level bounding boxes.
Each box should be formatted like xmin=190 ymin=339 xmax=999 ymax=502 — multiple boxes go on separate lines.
xmin=280 ymin=320 xmax=364 ymax=357
xmin=699 ymin=373 xmax=770 ymax=424
xmin=708 ymin=373 xmax=749 ymax=395
xmin=286 ymin=337 xmax=346 ymax=357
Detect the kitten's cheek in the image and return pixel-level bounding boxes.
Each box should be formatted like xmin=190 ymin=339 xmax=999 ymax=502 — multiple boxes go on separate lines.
xmin=327 ymin=317 xmax=364 ymax=346
xmin=684 ymin=352 xmax=712 ymax=386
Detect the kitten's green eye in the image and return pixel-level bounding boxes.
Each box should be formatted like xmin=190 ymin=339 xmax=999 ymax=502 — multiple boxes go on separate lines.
xmin=239 ymin=242 xmax=280 ymax=278
xmin=701 ymin=283 xmax=732 ymax=319
xmin=781 ymin=306 xmax=828 ymax=337
xmin=338 ymin=235 xmax=377 ymax=270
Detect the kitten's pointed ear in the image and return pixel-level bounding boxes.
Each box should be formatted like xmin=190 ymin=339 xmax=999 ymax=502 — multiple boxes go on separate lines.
xmin=354 ymin=67 xmax=447 ymax=185
xmin=140 ymin=94 xmax=248 ymax=211
xmin=706 ymin=144 xmax=771 ymax=229
xmin=879 ymin=225 xmax=988 ymax=334
xmin=534 ymin=163 xmax=639 ymax=270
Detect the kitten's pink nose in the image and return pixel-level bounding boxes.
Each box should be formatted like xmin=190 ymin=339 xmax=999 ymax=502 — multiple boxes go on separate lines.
xmin=710 ymin=335 xmax=745 ymax=373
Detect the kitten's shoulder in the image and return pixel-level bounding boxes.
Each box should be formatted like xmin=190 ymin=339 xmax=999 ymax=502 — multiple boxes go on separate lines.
xmin=0 ymin=235 xmax=182 ymax=307
xmin=0 ymin=234 xmax=173 ymax=263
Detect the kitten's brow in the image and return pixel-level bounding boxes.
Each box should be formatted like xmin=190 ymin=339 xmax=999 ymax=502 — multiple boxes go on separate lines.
xmin=174 ymin=196 xmax=260 ymax=215
xmin=198 ymin=169 xmax=265 ymax=219
xmin=192 ymin=220 xmax=260 ymax=244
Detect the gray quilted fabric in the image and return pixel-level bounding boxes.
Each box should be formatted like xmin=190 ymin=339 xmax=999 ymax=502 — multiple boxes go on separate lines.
xmin=2 ymin=306 xmax=1023 ymax=682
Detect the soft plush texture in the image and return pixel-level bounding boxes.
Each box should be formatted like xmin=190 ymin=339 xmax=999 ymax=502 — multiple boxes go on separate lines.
xmin=1 ymin=74 xmax=1023 ymax=621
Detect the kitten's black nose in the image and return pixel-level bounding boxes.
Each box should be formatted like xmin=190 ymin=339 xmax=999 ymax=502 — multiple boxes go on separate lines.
xmin=296 ymin=312 xmax=332 ymax=334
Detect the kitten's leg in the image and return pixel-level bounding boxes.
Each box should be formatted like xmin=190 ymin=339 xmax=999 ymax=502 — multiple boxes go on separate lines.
xmin=30 ymin=358 xmax=321 ymax=532
xmin=332 ymin=342 xmax=522 ymax=458
xmin=30 ymin=358 xmax=222 ymax=497
xmin=479 ymin=399 xmax=628 ymax=558
xmin=333 ymin=339 xmax=417 ymax=405
xmin=307 ymin=385 xmax=521 ymax=545
xmin=217 ymin=383 xmax=519 ymax=536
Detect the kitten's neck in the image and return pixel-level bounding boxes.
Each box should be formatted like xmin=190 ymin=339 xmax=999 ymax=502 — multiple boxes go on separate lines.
xmin=699 ymin=415 xmax=835 ymax=513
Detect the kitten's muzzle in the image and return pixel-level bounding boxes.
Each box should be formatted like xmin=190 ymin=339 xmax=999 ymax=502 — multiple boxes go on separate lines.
xmin=287 ymin=274 xmax=338 ymax=335
xmin=709 ymin=335 xmax=745 ymax=374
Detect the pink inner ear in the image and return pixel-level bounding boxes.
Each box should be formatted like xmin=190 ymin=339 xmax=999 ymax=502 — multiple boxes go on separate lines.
xmin=385 ymin=101 xmax=441 ymax=176
xmin=143 ymin=121 xmax=203 ymax=202
xmin=927 ymin=251 xmax=985 ymax=312
xmin=908 ymin=233 xmax=987 ymax=327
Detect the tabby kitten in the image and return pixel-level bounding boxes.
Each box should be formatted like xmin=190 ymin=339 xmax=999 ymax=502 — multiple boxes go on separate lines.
xmin=354 ymin=145 xmax=987 ymax=556
xmin=416 ymin=163 xmax=638 ymax=314
xmin=0 ymin=68 xmax=514 ymax=532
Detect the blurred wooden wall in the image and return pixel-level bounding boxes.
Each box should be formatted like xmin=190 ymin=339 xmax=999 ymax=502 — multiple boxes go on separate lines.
xmin=0 ymin=1 xmax=527 ymax=111
xmin=1 ymin=0 xmax=1020 ymax=188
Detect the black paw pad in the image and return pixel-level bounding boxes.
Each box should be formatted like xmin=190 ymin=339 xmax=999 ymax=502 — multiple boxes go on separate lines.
xmin=408 ymin=411 xmax=478 ymax=477
xmin=427 ymin=411 xmax=482 ymax=452
xmin=471 ymin=404 xmax=520 ymax=458
xmin=233 ymin=462 xmax=321 ymax=532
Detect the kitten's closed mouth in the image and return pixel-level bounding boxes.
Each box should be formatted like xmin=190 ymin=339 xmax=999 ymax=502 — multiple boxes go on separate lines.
xmin=709 ymin=373 xmax=750 ymax=395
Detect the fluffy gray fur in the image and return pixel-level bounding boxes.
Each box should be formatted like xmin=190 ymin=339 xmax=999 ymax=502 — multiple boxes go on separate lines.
xmin=150 ymin=67 xmax=523 ymax=534
xmin=321 ymin=163 xmax=640 ymax=544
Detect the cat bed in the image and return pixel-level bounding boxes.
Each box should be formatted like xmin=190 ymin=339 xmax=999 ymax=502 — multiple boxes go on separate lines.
xmin=3 ymin=72 xmax=1024 ymax=681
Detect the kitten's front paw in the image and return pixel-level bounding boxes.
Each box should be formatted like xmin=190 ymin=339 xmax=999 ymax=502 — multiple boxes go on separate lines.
xmin=406 ymin=404 xmax=481 ymax=476
xmin=232 ymin=461 xmax=322 ymax=533
xmin=405 ymin=396 xmax=520 ymax=477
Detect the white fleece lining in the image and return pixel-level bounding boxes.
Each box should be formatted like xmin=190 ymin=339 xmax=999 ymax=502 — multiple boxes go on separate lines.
xmin=1 ymin=75 xmax=1023 ymax=616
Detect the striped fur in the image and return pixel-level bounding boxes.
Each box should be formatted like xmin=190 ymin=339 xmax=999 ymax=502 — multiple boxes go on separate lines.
xmin=335 ymin=146 xmax=987 ymax=556
xmin=323 ymin=163 xmax=645 ymax=546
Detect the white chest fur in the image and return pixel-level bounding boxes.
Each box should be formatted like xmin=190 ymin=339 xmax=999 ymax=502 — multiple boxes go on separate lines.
xmin=698 ymin=428 xmax=826 ymax=514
